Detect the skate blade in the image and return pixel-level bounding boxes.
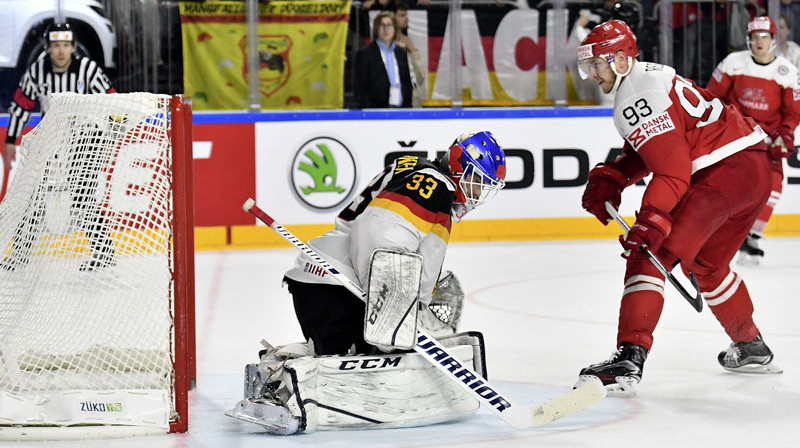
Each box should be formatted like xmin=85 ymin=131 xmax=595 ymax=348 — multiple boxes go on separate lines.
xmin=575 ymin=374 xmax=638 ymax=398
xmin=225 ymin=399 xmax=299 ymax=435
xmin=722 ymin=361 xmax=783 ymax=374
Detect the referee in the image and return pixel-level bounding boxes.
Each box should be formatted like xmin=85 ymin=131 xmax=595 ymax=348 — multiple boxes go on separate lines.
xmin=2 ymin=22 xmax=117 ymax=272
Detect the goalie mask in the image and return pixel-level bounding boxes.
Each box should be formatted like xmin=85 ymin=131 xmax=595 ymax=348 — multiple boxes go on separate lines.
xmin=440 ymin=131 xmax=506 ymax=220
xmin=577 ymin=20 xmax=638 ymax=93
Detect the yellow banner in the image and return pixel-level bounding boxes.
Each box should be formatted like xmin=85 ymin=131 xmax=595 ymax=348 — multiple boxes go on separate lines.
xmin=179 ymin=1 xmax=350 ymax=110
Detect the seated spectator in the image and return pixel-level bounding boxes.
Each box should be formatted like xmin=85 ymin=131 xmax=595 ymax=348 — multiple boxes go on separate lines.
xmin=354 ymin=11 xmax=413 ymax=108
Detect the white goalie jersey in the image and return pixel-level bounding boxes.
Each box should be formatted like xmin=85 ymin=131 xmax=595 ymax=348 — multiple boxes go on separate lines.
xmin=284 ymin=156 xmax=456 ymax=307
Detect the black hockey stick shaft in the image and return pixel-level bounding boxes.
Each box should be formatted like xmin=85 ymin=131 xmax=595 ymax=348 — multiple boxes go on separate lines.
xmin=605 ymin=202 xmax=703 ymax=313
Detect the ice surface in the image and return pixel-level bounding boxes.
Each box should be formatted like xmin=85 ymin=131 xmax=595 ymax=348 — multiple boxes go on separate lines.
xmin=8 ymin=237 xmax=799 ymax=447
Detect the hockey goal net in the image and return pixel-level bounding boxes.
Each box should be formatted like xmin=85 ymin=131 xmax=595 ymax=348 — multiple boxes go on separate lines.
xmin=0 ymin=92 xmax=195 ymax=439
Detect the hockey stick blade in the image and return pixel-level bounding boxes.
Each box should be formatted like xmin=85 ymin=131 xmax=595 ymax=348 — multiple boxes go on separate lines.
xmin=530 ymin=379 xmax=607 ymax=427
xmin=242 ymin=199 xmax=607 ymax=429
xmin=604 ymin=202 xmax=703 ymax=313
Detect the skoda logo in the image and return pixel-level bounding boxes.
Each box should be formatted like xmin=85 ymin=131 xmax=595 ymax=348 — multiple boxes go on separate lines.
xmin=291 ymin=137 xmax=357 ymax=210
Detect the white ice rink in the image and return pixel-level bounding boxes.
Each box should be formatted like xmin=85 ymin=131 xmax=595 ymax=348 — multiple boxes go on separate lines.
xmin=9 ymin=237 xmax=800 ymax=447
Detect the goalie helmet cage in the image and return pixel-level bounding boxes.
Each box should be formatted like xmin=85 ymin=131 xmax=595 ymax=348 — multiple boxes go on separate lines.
xmin=0 ymin=93 xmax=196 ymax=439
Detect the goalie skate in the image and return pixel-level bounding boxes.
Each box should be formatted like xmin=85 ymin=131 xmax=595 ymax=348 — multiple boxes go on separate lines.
xmin=575 ymin=342 xmax=648 ymax=398
xmin=225 ymin=398 xmax=300 ymax=435
xmin=718 ymin=333 xmax=783 ymax=374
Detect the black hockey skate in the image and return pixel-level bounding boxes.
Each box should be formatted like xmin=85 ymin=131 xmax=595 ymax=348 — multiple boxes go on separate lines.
xmin=718 ymin=333 xmax=783 ymax=374
xmin=575 ymin=342 xmax=648 ymax=397
xmin=737 ymin=233 xmax=764 ymax=266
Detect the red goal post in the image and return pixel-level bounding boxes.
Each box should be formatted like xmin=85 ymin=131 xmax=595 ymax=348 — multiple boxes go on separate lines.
xmin=0 ymin=93 xmax=195 ymax=439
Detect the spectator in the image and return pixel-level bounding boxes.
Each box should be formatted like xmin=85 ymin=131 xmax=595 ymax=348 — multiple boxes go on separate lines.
xmin=394 ymin=1 xmax=426 ymax=107
xmin=354 ymin=12 xmax=413 ymax=108
xmin=779 ymin=0 xmax=800 ymax=41
xmin=668 ymin=2 xmax=700 ymax=81
xmin=696 ymin=0 xmax=730 ymax=85
xmin=355 ymin=0 xmax=396 ymax=41
xmin=361 ymin=0 xmax=394 ymax=11
xmin=776 ymin=14 xmax=800 ymax=68
xmin=2 ymin=22 xmax=117 ymax=272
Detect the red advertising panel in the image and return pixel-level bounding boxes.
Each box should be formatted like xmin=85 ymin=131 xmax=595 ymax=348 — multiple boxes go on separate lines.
xmin=192 ymin=122 xmax=256 ymax=226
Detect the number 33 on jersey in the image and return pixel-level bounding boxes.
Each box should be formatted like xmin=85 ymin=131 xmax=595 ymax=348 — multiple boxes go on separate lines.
xmin=339 ymin=155 xmax=455 ymax=242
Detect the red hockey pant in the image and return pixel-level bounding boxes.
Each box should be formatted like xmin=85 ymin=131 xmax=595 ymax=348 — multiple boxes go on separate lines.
xmin=751 ymin=162 xmax=784 ymax=235
xmin=617 ymin=149 xmax=772 ymax=350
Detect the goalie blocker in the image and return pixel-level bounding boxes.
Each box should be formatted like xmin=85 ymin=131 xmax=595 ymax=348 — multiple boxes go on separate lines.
xmin=226 ymin=332 xmax=488 ymax=434
xmin=364 ymin=248 xmax=423 ymax=351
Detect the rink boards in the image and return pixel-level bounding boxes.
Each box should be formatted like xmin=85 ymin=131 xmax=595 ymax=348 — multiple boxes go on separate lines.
xmin=3 ymin=107 xmax=800 ymax=249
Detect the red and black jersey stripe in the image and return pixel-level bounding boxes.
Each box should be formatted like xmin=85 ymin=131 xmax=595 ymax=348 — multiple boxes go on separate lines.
xmin=338 ymin=155 xmax=454 ymax=238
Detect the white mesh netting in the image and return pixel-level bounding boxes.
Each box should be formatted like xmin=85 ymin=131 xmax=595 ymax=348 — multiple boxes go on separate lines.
xmin=0 ymin=92 xmax=179 ymax=429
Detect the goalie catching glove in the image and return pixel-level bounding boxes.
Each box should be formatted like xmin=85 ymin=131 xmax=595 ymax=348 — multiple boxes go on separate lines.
xmin=425 ymin=270 xmax=464 ymax=336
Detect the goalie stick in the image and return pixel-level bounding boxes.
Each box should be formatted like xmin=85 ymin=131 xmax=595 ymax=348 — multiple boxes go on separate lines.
xmin=242 ymin=198 xmax=606 ymax=429
xmin=604 ymin=202 xmax=703 ymax=313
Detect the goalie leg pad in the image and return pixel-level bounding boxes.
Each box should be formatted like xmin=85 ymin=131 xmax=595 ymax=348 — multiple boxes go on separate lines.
xmin=232 ymin=333 xmax=487 ymax=434
xmin=365 ymin=248 xmax=423 ymax=350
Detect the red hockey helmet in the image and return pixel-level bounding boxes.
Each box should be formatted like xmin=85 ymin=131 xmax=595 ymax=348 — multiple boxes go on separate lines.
xmin=747 ymin=16 xmax=777 ymax=36
xmin=577 ymin=20 xmax=639 ymax=80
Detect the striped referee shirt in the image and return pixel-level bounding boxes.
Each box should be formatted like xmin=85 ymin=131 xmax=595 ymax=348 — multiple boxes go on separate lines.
xmin=5 ymin=53 xmax=115 ymax=144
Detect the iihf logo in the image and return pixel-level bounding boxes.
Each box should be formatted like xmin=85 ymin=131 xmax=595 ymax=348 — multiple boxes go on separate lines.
xmin=303 ymin=262 xmax=328 ymax=278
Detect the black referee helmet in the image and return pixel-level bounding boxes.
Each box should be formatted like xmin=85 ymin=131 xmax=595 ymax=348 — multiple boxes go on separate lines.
xmin=43 ymin=22 xmax=76 ymax=47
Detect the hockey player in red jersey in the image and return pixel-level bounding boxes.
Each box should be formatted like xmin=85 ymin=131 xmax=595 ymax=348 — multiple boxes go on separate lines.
xmin=574 ymin=20 xmax=783 ymax=396
xmin=706 ymin=16 xmax=800 ymax=264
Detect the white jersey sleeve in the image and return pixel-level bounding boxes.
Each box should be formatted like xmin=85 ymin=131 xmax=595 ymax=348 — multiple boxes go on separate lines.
xmin=284 ymin=158 xmax=456 ymax=307
xmin=613 ymin=62 xmax=677 ymax=140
